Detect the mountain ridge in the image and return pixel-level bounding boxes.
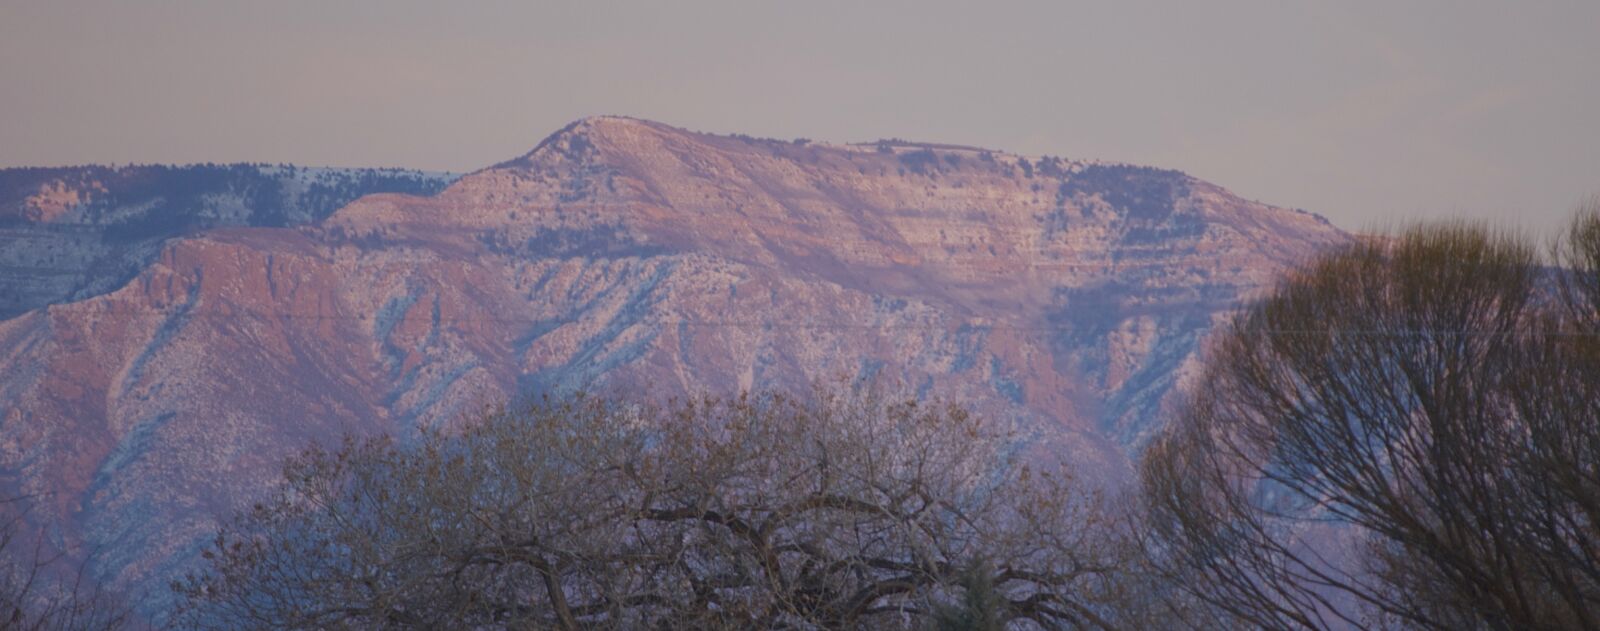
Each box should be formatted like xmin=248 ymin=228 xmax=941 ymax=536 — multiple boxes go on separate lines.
xmin=0 ymin=117 xmax=1347 ymax=619
xmin=0 ymin=163 xmax=457 ymax=319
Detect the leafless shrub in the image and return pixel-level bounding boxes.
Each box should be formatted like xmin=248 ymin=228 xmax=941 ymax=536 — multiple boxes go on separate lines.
xmin=0 ymin=495 xmax=133 ymax=631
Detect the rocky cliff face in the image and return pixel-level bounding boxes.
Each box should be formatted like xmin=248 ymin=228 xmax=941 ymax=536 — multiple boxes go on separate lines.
xmin=0 ymin=117 xmax=1346 ymax=616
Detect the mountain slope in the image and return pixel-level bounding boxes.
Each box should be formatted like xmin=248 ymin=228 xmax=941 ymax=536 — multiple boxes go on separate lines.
xmin=0 ymin=117 xmax=1346 ymax=616
xmin=0 ymin=164 xmax=456 ymax=319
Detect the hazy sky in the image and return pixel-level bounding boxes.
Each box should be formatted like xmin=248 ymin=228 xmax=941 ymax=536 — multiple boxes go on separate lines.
xmin=2 ymin=1 xmax=1597 ymax=234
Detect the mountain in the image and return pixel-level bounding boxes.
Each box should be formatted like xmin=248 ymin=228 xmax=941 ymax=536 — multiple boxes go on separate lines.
xmin=0 ymin=163 xmax=457 ymax=319
xmin=0 ymin=117 xmax=1346 ymax=616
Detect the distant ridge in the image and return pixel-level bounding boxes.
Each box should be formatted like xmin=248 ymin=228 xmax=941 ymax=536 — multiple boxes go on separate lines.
xmin=0 ymin=163 xmax=456 ymax=317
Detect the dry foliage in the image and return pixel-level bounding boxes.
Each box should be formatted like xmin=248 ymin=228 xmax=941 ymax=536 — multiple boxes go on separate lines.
xmin=176 ymin=389 xmax=1135 ymax=629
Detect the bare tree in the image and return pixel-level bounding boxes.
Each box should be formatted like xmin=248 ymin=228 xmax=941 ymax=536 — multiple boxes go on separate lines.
xmin=176 ymin=389 xmax=1138 ymax=629
xmin=0 ymin=495 xmax=133 ymax=631
xmin=1140 ymin=214 xmax=1600 ymax=630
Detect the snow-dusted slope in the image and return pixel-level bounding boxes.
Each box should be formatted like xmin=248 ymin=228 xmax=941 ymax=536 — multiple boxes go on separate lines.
xmin=0 ymin=164 xmax=455 ymax=319
xmin=0 ymin=118 xmax=1346 ymax=617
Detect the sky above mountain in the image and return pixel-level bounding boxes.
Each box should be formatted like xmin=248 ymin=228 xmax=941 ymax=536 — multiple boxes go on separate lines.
xmin=2 ymin=0 xmax=1596 ymax=234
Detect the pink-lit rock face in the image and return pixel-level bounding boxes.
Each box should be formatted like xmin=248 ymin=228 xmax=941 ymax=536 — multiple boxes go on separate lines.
xmin=0 ymin=117 xmax=1347 ymax=614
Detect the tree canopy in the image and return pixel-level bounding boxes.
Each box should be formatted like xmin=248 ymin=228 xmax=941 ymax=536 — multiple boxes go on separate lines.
xmin=176 ymin=391 xmax=1138 ymax=630
xmin=1140 ymin=209 xmax=1600 ymax=630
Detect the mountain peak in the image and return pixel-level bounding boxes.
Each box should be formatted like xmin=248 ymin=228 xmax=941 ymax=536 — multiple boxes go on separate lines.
xmin=332 ymin=117 xmax=1342 ymax=284
xmin=553 ymin=114 xmax=664 ymax=141
xmin=497 ymin=115 xmax=676 ymax=169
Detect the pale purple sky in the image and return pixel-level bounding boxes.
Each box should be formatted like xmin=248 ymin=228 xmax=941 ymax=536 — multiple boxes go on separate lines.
xmin=2 ymin=0 xmax=1597 ymax=234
